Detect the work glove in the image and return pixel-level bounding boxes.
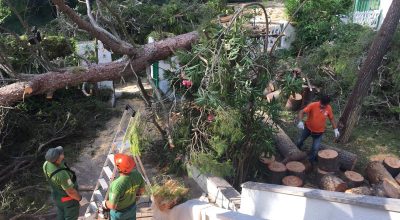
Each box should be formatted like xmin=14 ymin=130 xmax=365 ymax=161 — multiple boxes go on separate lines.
xmin=334 ymin=128 xmax=340 ymax=138
xmin=79 ymin=196 xmax=89 ymax=206
xmin=297 ymin=121 xmax=304 ymax=130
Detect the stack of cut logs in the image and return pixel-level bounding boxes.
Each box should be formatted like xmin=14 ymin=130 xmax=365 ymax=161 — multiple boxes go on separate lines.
xmin=261 ymin=147 xmax=400 ymax=199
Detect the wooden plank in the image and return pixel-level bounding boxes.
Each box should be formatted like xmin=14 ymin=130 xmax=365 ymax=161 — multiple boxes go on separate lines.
xmin=103 ymin=166 xmax=113 ymax=180
xmin=98 ymin=178 xmax=108 ymax=191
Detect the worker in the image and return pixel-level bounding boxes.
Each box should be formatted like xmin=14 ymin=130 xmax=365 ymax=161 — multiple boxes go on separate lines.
xmin=103 ymin=153 xmax=145 ymax=220
xmin=43 ymin=146 xmax=82 ymax=220
xmin=296 ymin=95 xmax=340 ymax=162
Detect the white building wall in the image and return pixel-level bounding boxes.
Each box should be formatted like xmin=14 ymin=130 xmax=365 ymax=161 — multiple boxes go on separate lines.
xmin=378 ymin=0 xmax=393 ymax=29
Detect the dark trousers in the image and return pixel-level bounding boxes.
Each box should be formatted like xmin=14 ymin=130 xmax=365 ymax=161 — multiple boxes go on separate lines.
xmin=296 ymin=126 xmax=323 ymax=162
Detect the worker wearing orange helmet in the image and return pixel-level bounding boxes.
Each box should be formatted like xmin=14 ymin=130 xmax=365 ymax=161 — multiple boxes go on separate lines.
xmin=103 ymin=153 xmax=145 ymax=220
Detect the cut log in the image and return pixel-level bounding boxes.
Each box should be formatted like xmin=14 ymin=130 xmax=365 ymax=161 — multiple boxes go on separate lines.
xmin=300 ymin=159 xmax=313 ymax=173
xmin=316 ymin=168 xmax=335 ymax=183
xmin=259 ymin=155 xmax=275 ymax=166
xmin=345 ymin=186 xmax=373 ymax=196
xmin=343 ymin=171 xmax=364 ymax=188
xmin=267 ymin=162 xmax=287 ymax=184
xmin=265 ymin=90 xmax=281 ymax=102
xmin=271 ymin=123 xmax=307 ymax=163
xmin=366 ymin=161 xmax=400 ymax=198
xmin=320 ymin=144 xmax=357 ymax=170
xmin=286 ymin=161 xmax=306 ymax=180
xmin=319 ymin=175 xmax=347 ymax=192
xmin=383 ymin=156 xmax=400 ymax=177
xmin=317 ymin=149 xmax=339 ymax=172
xmin=282 ymin=175 xmax=303 ymax=187
xmin=285 ymin=93 xmax=302 ymax=111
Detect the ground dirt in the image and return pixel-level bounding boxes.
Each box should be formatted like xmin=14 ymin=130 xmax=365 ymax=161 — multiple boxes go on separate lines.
xmin=68 ymin=82 xmax=203 ymax=219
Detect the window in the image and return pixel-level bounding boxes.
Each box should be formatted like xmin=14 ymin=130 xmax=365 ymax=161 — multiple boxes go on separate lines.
xmin=355 ymin=0 xmax=380 ymax=11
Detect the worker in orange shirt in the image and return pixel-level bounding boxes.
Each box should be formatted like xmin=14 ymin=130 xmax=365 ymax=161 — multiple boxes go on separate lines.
xmin=296 ymin=95 xmax=340 ymax=162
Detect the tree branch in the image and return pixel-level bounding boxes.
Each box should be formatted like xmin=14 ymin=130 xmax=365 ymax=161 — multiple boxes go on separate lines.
xmin=51 ymin=0 xmax=136 ymax=56
xmin=0 ymin=31 xmax=199 ymax=106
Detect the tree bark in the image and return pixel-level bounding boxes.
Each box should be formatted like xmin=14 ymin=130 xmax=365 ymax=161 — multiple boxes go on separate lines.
xmin=320 ymin=144 xmax=357 ymax=170
xmin=317 ymin=149 xmax=339 ymax=172
xmin=0 ymin=31 xmax=199 ymax=106
xmin=366 ymin=161 xmax=400 ymax=198
xmin=343 ymin=170 xmax=364 ymax=188
xmin=272 ymin=123 xmax=307 ymax=162
xmin=282 ymin=175 xmax=303 ymax=187
xmin=319 ymin=175 xmax=347 ymax=192
xmin=267 ymin=161 xmax=287 ymax=184
xmin=338 ymin=0 xmax=400 ymax=143
xmin=285 ymin=161 xmax=305 ymax=180
xmin=345 ymin=186 xmax=373 ymax=195
xmin=383 ymin=156 xmax=400 ymax=177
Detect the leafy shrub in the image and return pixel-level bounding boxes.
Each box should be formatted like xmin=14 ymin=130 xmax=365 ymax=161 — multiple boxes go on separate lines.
xmin=285 ymin=0 xmax=352 ymax=51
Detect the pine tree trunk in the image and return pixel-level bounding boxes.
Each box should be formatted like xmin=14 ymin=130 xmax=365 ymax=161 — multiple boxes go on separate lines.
xmin=0 ymin=32 xmax=199 ymax=106
xmin=338 ymin=0 xmax=400 ymax=143
xmin=366 ymin=161 xmax=400 ymax=198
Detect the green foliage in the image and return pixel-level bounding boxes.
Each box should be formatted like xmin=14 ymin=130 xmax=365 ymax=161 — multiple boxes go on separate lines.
xmin=298 ymin=23 xmax=374 ymax=95
xmin=0 ymin=89 xmax=115 ymax=216
xmin=166 ymin=14 xmax=280 ymax=185
xmin=288 ymin=23 xmax=400 ymax=120
xmin=285 ymin=0 xmax=352 ymax=51
xmin=96 ymin=0 xmax=222 ymax=44
xmin=0 ymin=34 xmax=74 ymax=74
xmin=126 ymin=111 xmax=150 ymax=156
xmin=192 ymin=152 xmax=233 ymax=177
xmin=0 ymin=0 xmax=11 ymax=24
xmin=280 ymin=73 xmax=303 ymax=98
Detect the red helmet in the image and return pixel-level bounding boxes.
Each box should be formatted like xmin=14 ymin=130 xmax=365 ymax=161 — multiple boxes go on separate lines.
xmin=114 ymin=153 xmax=136 ymax=174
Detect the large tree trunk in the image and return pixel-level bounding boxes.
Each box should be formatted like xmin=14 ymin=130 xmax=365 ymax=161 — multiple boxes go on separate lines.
xmin=0 ymin=31 xmax=199 ymax=106
xmin=338 ymin=0 xmax=400 ymax=143
xmin=366 ymin=161 xmax=400 ymax=198
xmin=320 ymin=144 xmax=357 ymax=171
xmin=272 ymin=123 xmax=307 ymax=162
xmin=319 ymin=175 xmax=347 ymax=192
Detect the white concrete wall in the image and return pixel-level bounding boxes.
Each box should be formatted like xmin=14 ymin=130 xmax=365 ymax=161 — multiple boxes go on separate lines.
xmin=152 ymin=199 xmax=262 ymax=220
xmin=239 ymin=182 xmax=400 ymax=220
xmin=187 ymin=164 xmax=241 ymax=211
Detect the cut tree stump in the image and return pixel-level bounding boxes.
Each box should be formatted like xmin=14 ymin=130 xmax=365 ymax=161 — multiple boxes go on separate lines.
xmin=259 ymin=154 xmax=275 ymax=166
xmin=320 ymin=175 xmax=347 ymax=192
xmin=267 ymin=162 xmax=287 ymax=184
xmin=286 ymin=161 xmax=306 ymax=180
xmin=366 ymin=161 xmax=400 ymax=198
xmin=318 ymin=149 xmax=339 ymax=172
xmin=317 ymin=168 xmax=335 ymax=183
xmin=282 ymin=175 xmax=303 ymax=187
xmin=344 ymin=171 xmax=364 ymax=188
xmin=265 ymin=90 xmax=281 ymax=102
xmin=383 ymin=156 xmax=400 ymax=177
xmin=285 ymin=93 xmax=302 ymax=111
xmin=345 ymin=186 xmax=373 ymax=196
xmin=396 ymin=173 xmax=400 ymax=185
xmin=320 ymin=144 xmax=357 ymax=170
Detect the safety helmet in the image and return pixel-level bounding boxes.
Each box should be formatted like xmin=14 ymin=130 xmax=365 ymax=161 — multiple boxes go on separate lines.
xmin=114 ymin=153 xmax=136 ymax=174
